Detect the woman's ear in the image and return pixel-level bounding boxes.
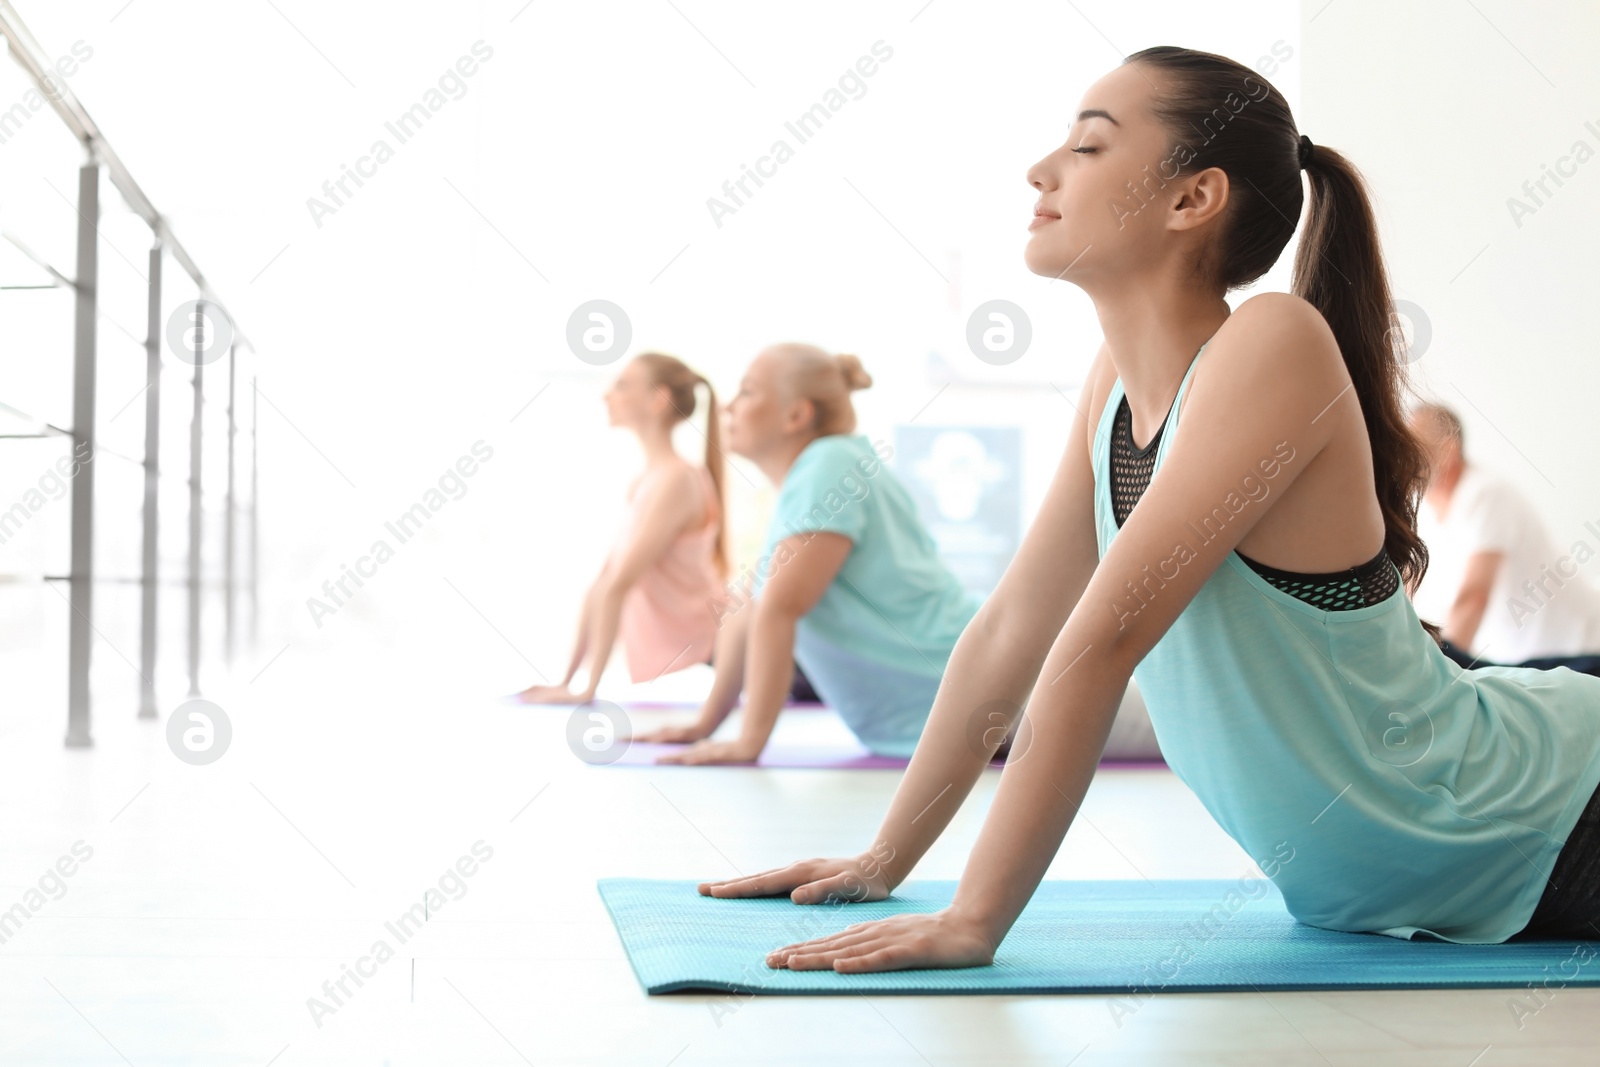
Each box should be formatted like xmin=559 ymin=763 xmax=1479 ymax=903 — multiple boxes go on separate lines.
xmin=1169 ymin=166 xmax=1230 ymax=233
xmin=783 ymin=396 xmax=816 ymax=436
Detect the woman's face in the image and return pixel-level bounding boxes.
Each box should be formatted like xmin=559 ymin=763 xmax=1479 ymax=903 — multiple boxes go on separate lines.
xmin=602 ymin=360 xmax=661 ymax=429
xmin=723 ymin=352 xmax=791 ymax=460
xmin=1024 ymin=64 xmax=1201 ymax=285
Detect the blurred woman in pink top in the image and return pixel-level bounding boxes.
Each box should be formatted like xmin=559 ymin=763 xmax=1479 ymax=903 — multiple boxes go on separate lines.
xmin=516 ymin=353 xmax=730 ymax=703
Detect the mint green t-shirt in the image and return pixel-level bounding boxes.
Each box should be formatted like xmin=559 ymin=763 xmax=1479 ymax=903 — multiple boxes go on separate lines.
xmin=752 ymin=433 xmax=981 ymax=755
xmin=1093 ymin=343 xmax=1600 ymax=944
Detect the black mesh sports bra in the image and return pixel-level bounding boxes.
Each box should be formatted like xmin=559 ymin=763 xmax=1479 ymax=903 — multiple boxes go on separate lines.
xmin=1110 ymin=392 xmax=1399 ymax=611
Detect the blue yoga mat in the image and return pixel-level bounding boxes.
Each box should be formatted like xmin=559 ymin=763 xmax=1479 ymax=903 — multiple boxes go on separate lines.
xmin=598 ymin=877 xmax=1600 ymax=995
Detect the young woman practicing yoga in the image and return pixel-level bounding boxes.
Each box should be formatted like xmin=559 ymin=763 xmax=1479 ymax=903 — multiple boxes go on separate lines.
xmin=633 ymin=344 xmax=1166 ymax=763
xmin=696 ymin=46 xmax=1600 ymax=967
xmin=634 ymin=344 xmax=983 ymax=763
xmin=515 ymin=353 xmax=735 ymax=704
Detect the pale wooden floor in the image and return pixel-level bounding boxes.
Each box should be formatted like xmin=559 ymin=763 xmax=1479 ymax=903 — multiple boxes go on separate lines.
xmin=2 ymin=650 xmax=1596 ymax=1066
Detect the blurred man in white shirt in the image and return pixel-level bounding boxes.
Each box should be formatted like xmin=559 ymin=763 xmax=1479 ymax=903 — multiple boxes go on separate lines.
xmin=1408 ymin=402 xmax=1600 ymax=676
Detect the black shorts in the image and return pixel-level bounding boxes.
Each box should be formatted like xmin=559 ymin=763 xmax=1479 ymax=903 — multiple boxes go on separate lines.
xmin=1514 ymin=778 xmax=1600 ymax=940
xmin=701 ymin=655 xmax=821 ymax=704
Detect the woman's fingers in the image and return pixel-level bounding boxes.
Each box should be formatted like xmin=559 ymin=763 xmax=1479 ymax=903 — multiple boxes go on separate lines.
xmin=791 ymin=870 xmax=875 ymax=905
xmin=770 ymin=919 xmax=875 ymax=952
xmin=761 ymin=910 xmax=992 ymax=975
xmin=832 ymin=944 xmax=913 ymax=972
xmin=633 ymin=725 xmax=696 ymax=744
xmin=699 ymin=865 xmax=880 ymax=901
xmin=771 ymin=928 xmax=895 ymax=969
xmin=697 ymin=873 xmax=773 ymax=896
xmin=702 ymin=859 xmax=845 ymax=896
xmin=766 ymin=926 xmax=877 ymax=964
xmin=658 ymin=741 xmax=710 ymax=764
xmin=775 ymin=933 xmax=927 ymax=973
xmin=520 ymin=687 xmax=579 ymax=705
xmin=697 ymin=856 xmax=885 ymax=906
xmin=698 ymin=864 xmax=810 ymax=897
xmin=669 ymin=742 xmax=756 ymax=765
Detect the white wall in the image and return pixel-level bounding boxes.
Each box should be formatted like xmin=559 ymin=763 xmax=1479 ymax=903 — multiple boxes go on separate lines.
xmin=18 ymin=0 xmax=1598 ymax=712
xmin=2 ymin=0 xmax=1291 ymax=698
xmin=1300 ymin=0 xmax=1600 ymax=554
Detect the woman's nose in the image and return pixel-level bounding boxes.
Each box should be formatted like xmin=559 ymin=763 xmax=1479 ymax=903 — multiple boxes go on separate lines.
xmin=1026 ymin=154 xmax=1056 ymax=191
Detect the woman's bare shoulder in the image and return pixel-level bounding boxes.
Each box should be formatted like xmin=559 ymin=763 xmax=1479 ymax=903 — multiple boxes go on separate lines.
xmin=636 ymin=457 xmax=704 ymax=501
xmin=1173 ymin=294 xmax=1349 ymax=469
xmin=1225 ymin=293 xmax=1340 ymax=366
xmin=1195 ymin=294 xmax=1345 ymax=408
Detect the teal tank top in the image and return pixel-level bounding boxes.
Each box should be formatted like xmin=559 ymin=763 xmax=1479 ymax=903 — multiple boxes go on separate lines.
xmin=1092 ymin=340 xmax=1600 ymax=943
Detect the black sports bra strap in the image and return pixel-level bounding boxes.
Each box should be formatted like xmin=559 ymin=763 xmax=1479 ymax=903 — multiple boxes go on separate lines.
xmin=1108 ymin=394 xmax=1398 ymax=610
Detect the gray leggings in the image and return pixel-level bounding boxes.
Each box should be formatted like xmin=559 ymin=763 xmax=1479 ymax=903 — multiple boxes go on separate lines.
xmin=1513 ymin=780 xmax=1600 ymax=940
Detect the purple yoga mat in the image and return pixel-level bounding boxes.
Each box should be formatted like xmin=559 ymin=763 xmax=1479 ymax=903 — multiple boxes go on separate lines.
xmin=596 ymin=739 xmax=1166 ymax=770
xmin=623 ymin=700 xmax=829 ymax=712
xmin=500 ymin=694 xmax=828 ymax=711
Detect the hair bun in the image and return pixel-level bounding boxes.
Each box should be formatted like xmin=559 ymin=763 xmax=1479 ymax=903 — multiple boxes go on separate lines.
xmin=835 ymin=353 xmax=873 ymax=391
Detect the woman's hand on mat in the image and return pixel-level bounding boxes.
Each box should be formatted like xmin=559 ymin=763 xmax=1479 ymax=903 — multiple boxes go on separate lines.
xmin=655 ymin=738 xmax=762 ymax=764
xmin=515 ymin=684 xmax=595 ymax=705
xmin=631 ymin=721 xmax=712 ymax=744
xmin=698 ymin=854 xmax=893 ymax=904
xmin=764 ymin=909 xmax=995 ymax=973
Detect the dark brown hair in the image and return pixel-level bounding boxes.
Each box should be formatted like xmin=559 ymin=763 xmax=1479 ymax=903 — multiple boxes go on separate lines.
xmin=632 ymin=352 xmax=729 ymax=579
xmin=1124 ymin=45 xmax=1441 ymax=645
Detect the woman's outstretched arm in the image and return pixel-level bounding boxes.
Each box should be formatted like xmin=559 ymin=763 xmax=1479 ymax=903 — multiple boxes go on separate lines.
xmin=764 ymin=296 xmax=1345 ymax=972
xmin=514 ymin=573 xmax=597 ymax=700
xmin=697 ymin=343 xmax=1115 ymax=898
xmin=560 ymin=576 xmax=599 ymax=685
xmin=658 ymin=531 xmax=853 ymax=764
xmin=520 ymin=465 xmax=703 ymax=704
